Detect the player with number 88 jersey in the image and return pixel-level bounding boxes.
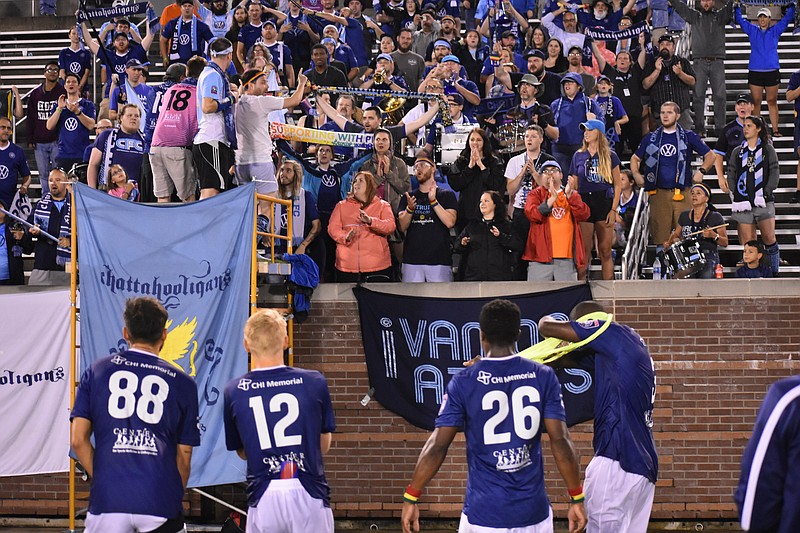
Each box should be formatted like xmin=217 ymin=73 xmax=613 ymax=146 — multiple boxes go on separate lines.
xmin=70 ymin=297 xmax=200 ymax=533
xmin=223 ymin=309 xmax=336 ymax=533
xmin=402 ymin=300 xmax=586 ymax=533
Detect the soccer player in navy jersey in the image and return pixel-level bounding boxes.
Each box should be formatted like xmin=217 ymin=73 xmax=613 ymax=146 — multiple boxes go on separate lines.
xmin=735 ymin=375 xmax=800 ymax=532
xmin=402 ymin=299 xmax=587 ymax=533
xmin=223 ymin=309 xmax=336 ymax=532
xmin=70 ymin=297 xmax=200 ymax=533
xmin=539 ymin=300 xmax=658 ymax=533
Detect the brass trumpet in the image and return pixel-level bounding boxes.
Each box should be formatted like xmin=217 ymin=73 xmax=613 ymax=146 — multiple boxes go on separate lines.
xmin=374 ymin=69 xmax=387 ymax=84
xmin=379 ymin=96 xmax=407 ymax=125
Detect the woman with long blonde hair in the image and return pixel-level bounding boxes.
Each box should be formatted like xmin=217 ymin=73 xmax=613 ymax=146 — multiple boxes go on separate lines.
xmin=568 ymin=119 xmax=621 ymax=280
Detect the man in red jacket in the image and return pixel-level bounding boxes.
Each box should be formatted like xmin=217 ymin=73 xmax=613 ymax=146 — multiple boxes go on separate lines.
xmin=523 ymin=160 xmax=590 ymax=281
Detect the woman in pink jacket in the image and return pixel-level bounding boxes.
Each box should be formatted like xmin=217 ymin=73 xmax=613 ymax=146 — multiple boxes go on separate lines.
xmin=328 ymin=171 xmax=397 ymax=282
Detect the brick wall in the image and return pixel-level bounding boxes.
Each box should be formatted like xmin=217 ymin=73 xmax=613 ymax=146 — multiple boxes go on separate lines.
xmin=2 ymin=282 xmax=799 ymax=522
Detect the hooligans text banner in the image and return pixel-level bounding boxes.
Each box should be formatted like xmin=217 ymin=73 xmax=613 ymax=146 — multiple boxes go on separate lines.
xmin=0 ymin=289 xmax=71 ymax=476
xmin=354 ymin=285 xmax=595 ymax=430
xmin=75 ymin=183 xmax=254 ymax=488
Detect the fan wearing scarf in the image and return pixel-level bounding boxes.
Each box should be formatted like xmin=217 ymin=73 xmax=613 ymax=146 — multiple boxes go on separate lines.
xmin=193 ymin=37 xmax=239 ymax=200
xmin=630 ymin=101 xmax=714 ymax=253
xmin=26 ymin=168 xmax=71 ymax=287
xmin=160 ymin=0 xmax=215 ymax=65
xmin=109 ymin=59 xmax=154 ymax=124
xmin=727 ymin=115 xmax=781 ymax=276
xmin=87 ymin=103 xmax=146 ymax=189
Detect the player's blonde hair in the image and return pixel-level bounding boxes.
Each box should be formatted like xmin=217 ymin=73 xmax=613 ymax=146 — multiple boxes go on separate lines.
xmin=244 ymin=309 xmax=287 ymax=356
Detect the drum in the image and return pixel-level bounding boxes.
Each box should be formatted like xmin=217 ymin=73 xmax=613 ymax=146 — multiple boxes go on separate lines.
xmin=496 ymin=119 xmax=527 ymax=154
xmin=661 ymin=239 xmax=706 ymax=279
xmin=68 ymin=162 xmax=89 ymax=185
xmin=436 ymin=124 xmax=474 ymax=165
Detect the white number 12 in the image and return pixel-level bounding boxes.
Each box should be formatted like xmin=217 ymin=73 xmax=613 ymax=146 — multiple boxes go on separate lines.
xmin=249 ymin=393 xmax=302 ymax=449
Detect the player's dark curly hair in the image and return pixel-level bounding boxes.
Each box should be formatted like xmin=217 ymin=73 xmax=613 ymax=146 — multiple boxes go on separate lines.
xmin=124 ymin=297 xmax=168 ymax=345
xmin=479 ymin=299 xmax=520 ymax=346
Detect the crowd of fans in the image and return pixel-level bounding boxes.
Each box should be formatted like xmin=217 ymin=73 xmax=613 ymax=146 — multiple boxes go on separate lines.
xmin=2 ymin=0 xmax=798 ymax=286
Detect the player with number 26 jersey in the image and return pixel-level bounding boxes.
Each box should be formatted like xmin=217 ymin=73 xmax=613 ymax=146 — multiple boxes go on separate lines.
xmin=438 ymin=356 xmax=566 ymax=528
xmin=70 ymin=348 xmax=200 ymax=518
xmin=223 ymin=366 xmax=336 ymax=508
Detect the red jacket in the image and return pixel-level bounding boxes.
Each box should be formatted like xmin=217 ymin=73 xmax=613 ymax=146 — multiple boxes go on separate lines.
xmin=523 ymin=186 xmax=590 ymax=271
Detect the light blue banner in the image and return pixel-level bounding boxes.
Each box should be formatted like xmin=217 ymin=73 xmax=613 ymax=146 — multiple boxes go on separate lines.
xmin=75 ymin=183 xmax=254 ymax=488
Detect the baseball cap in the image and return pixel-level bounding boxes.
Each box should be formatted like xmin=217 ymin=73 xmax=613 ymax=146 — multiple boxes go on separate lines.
xmin=580 ymin=119 xmax=606 ymax=132
xmin=658 ymin=33 xmax=675 ymax=43
xmin=447 ymin=93 xmax=464 ymax=105
xmin=519 ymin=73 xmax=540 ymax=86
xmin=540 ymin=160 xmax=562 ymax=172
xmin=524 ymin=49 xmax=546 ymax=60
xmin=442 ymin=54 xmax=460 ymax=64
xmin=433 ymin=39 xmax=452 ymax=50
xmin=420 ymin=8 xmax=435 ymax=16
xmin=113 ymin=31 xmax=130 ymax=40
xmin=736 ymin=93 xmax=754 ymax=104
xmin=501 ymin=30 xmax=515 ymax=38
xmin=376 ymin=53 xmax=394 ymax=62
xmin=757 ymin=7 xmax=771 ymax=17
xmin=560 ymin=72 xmax=584 ymax=88
xmin=596 ymin=74 xmax=612 ymax=84
xmin=125 ymin=58 xmax=150 ymax=69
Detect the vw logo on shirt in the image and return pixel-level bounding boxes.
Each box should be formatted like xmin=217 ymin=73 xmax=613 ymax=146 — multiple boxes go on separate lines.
xmin=115 ymin=64 xmax=126 ymax=73
xmin=65 ymin=117 xmax=79 ymax=132
xmin=660 ymin=144 xmax=677 ymax=157
xmin=179 ymin=34 xmax=191 ymax=45
xmin=70 ymin=62 xmax=82 ymax=73
xmin=0 ymin=165 xmax=9 ymax=180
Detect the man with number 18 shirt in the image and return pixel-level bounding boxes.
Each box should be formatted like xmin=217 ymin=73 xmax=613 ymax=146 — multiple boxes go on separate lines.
xmin=223 ymin=309 xmax=336 ymax=533
xmin=539 ymin=300 xmax=658 ymax=533
xmin=402 ymin=299 xmax=587 ymax=533
xmin=70 ymin=297 xmax=200 ymax=533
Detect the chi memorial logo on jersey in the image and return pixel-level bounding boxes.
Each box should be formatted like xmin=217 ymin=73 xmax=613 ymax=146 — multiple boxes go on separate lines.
xmin=113 ymin=427 xmax=158 ymax=455
xmin=477 ymin=371 xmax=492 ymax=385
xmin=494 ymin=443 xmax=532 ymax=473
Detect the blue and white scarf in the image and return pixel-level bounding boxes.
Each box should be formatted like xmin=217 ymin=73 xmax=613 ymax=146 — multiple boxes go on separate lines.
xmin=586 ymin=21 xmax=648 ymax=41
xmin=208 ymin=61 xmax=238 ymax=150
xmin=732 ymin=139 xmax=767 ymax=212
xmin=171 ymin=16 xmax=198 ymax=61
xmin=33 ymin=192 xmax=71 ymax=266
xmin=641 ymin=125 xmax=689 ymax=191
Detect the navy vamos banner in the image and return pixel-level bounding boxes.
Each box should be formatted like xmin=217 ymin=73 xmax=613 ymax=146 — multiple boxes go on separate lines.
xmin=75 ymin=183 xmax=254 ymax=487
xmin=353 ymin=284 xmax=595 ymax=430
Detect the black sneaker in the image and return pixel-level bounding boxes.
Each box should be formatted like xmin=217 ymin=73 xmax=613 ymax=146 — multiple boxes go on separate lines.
xmin=791 ymin=191 xmax=800 ymax=204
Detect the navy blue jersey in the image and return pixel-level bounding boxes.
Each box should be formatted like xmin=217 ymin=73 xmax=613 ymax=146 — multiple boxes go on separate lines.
xmin=735 ymin=375 xmax=800 ymax=533
xmin=570 ymin=319 xmax=657 ymax=482
xmin=238 ymin=23 xmax=264 ymax=56
xmin=162 ymin=17 xmax=214 ymax=64
xmin=59 ymin=47 xmax=92 ymax=80
xmin=436 ymin=355 xmax=566 ymax=529
xmin=223 ymin=366 xmax=336 ymax=508
xmin=713 ymin=118 xmax=745 ymax=160
xmin=52 ymin=99 xmax=96 ymax=160
xmin=70 ymin=349 xmax=200 ymax=517
xmin=102 ymin=45 xmax=148 ymax=97
xmin=0 ymin=142 xmax=31 ymax=210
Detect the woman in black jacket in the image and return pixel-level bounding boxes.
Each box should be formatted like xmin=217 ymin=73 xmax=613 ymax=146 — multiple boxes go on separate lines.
xmin=446 ymin=128 xmax=505 ymax=235
xmin=455 ymin=191 xmax=523 ymax=281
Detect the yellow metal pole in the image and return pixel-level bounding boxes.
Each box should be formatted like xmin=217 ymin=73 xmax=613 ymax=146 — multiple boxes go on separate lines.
xmin=68 ymin=184 xmax=78 ymax=532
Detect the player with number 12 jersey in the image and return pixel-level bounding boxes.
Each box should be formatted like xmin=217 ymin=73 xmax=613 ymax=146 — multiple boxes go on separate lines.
xmin=70 ymin=297 xmax=200 ymax=530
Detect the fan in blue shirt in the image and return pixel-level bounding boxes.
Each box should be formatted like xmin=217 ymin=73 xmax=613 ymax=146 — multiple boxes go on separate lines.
xmin=401 ymin=299 xmax=587 ymax=533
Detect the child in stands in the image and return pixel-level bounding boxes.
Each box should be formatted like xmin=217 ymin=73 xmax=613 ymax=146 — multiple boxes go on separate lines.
xmin=106 ymin=164 xmax=139 ymax=202
xmin=736 ymin=240 xmax=773 ymax=278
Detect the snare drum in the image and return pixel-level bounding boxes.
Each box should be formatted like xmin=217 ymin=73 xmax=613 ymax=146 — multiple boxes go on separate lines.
xmin=496 ymin=119 xmax=527 ymax=154
xmin=661 ymin=239 xmax=706 ymax=279
xmin=436 ymin=124 xmax=474 ymax=165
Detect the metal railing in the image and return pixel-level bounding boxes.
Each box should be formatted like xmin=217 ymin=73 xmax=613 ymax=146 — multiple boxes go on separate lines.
xmin=621 ymin=189 xmax=650 ymax=280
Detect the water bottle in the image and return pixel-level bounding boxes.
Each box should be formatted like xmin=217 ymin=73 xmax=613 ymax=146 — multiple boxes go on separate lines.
xmin=715 ymin=263 xmax=723 ymax=279
xmin=652 ymin=257 xmax=662 ymax=280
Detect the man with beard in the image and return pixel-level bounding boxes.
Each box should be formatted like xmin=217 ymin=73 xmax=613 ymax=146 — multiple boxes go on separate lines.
xmin=412 ymin=9 xmax=440 ymax=60
xmin=630 ymin=101 xmax=713 ymax=254
xmin=46 ymin=72 xmax=96 ymax=174
xmin=493 ymin=49 xmax=561 ymax=106
xmin=226 ymin=5 xmax=248 ymax=72
xmin=195 ymin=0 xmax=247 ymax=39
xmin=561 ymin=45 xmax=595 ymax=96
xmin=397 ymin=154 xmax=458 ymax=282
xmin=236 ymin=1 xmax=265 ymax=67
xmin=642 ymin=34 xmax=695 ymax=129
xmin=160 ymin=0 xmax=215 ymax=66
xmin=424 ymin=15 xmax=460 ymax=61
xmin=669 ymin=0 xmax=733 ymax=136
xmin=392 ymin=28 xmax=426 ymax=92
xmin=492 ymin=71 xmax=558 ymax=145
xmin=257 ymin=20 xmax=295 ymax=89
xmin=542 ymin=5 xmax=588 ymax=59
xmin=27 ymin=169 xmax=72 ymax=287
xmin=593 ymin=34 xmax=647 ymax=156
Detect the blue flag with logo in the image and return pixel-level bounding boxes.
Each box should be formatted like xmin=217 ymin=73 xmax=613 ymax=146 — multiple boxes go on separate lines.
xmin=75 ymin=182 xmax=254 ymax=488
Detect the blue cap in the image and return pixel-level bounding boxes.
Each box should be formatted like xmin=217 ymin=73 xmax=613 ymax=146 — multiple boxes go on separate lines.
xmin=560 ymin=71 xmax=584 ymax=88
xmin=580 ymin=119 xmax=606 ymax=132
xmin=433 ymin=39 xmax=452 ymax=49
xmin=125 ymin=58 xmax=150 ymax=69
xmin=376 ymin=53 xmax=394 ymax=62
xmin=540 ymin=160 xmax=562 ymax=172
xmin=442 ymin=54 xmax=460 ymax=64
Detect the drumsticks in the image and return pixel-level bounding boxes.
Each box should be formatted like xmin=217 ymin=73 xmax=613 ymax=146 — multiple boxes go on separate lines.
xmin=685 ymin=223 xmax=729 ymax=237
